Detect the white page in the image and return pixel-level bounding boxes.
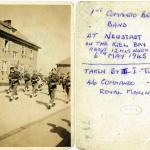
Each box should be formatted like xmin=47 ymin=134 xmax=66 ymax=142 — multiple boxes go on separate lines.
xmin=76 ymin=2 xmax=150 ymax=150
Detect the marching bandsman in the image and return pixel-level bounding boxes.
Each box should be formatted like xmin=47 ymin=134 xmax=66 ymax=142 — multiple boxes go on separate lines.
xmin=10 ymin=66 xmax=21 ymax=101
xmin=65 ymin=72 xmax=71 ymax=104
xmin=30 ymin=70 xmax=40 ymax=98
xmin=59 ymin=73 xmax=63 ymax=85
xmin=47 ymin=69 xmax=59 ymax=109
xmin=23 ymin=70 xmax=31 ymax=93
xmin=37 ymin=74 xmax=45 ymax=91
xmin=60 ymin=73 xmax=65 ymax=92
xmin=6 ymin=67 xmax=14 ymax=94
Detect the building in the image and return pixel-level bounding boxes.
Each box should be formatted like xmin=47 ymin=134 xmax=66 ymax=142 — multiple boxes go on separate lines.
xmin=0 ymin=20 xmax=40 ymax=83
xmin=56 ymin=57 xmax=70 ymax=74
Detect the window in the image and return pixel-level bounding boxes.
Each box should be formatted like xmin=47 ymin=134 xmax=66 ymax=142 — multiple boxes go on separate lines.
xmin=30 ymin=50 xmax=34 ymax=59
xmin=2 ymin=61 xmax=8 ymax=71
xmin=22 ymin=46 xmax=26 ymax=58
xmin=3 ymin=40 xmax=9 ymax=52
xmin=12 ymin=51 xmax=17 ymax=60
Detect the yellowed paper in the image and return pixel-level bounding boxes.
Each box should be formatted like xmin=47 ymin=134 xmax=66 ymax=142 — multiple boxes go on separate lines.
xmin=76 ymin=2 xmax=150 ymax=150
xmin=0 ymin=2 xmax=73 ymax=149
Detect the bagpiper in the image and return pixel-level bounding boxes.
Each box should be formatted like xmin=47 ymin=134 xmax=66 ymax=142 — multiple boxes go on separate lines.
xmin=60 ymin=73 xmax=66 ymax=92
xmin=47 ymin=69 xmax=59 ymax=109
xmin=37 ymin=74 xmax=45 ymax=91
xmin=6 ymin=67 xmax=14 ymax=94
xmin=23 ymin=70 xmax=31 ymax=93
xmin=30 ymin=70 xmax=40 ymax=98
xmin=65 ymin=72 xmax=71 ymax=104
xmin=9 ymin=66 xmax=21 ymax=101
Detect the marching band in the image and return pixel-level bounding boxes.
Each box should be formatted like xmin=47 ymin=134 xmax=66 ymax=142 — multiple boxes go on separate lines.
xmin=6 ymin=66 xmax=71 ymax=109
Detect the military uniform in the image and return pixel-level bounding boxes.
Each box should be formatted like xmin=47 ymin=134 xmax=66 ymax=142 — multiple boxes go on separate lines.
xmin=38 ymin=76 xmax=45 ymax=91
xmin=7 ymin=67 xmax=14 ymax=94
xmin=10 ymin=68 xmax=21 ymax=101
xmin=30 ymin=73 xmax=39 ymax=98
xmin=60 ymin=75 xmax=66 ymax=92
xmin=65 ymin=73 xmax=71 ymax=104
xmin=23 ymin=72 xmax=31 ymax=92
xmin=47 ymin=73 xmax=59 ymax=109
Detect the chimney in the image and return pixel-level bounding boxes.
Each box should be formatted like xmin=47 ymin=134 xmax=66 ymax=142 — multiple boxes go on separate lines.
xmin=3 ymin=20 xmax=11 ymax=26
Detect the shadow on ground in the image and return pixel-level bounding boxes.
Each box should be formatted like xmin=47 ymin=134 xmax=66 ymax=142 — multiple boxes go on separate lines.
xmin=47 ymin=123 xmax=71 ymax=147
xmin=5 ymin=95 xmax=10 ymax=100
xmin=39 ymin=91 xmax=49 ymax=96
xmin=24 ymin=93 xmax=31 ymax=97
xmin=55 ymin=97 xmax=66 ymax=103
xmin=36 ymin=100 xmax=48 ymax=109
xmin=61 ymin=119 xmax=71 ymax=127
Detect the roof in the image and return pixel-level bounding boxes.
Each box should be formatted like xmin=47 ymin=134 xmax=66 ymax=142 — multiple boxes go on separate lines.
xmin=0 ymin=20 xmax=40 ymax=50
xmin=57 ymin=57 xmax=70 ymax=65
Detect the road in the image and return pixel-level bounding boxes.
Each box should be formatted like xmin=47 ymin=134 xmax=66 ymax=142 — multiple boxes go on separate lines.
xmin=0 ymin=84 xmax=71 ymax=147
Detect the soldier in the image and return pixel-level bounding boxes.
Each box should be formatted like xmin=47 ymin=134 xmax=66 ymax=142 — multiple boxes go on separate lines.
xmin=6 ymin=67 xmax=14 ymax=94
xmin=10 ymin=66 xmax=21 ymax=101
xmin=65 ymin=72 xmax=71 ymax=104
xmin=30 ymin=70 xmax=39 ymax=98
xmin=59 ymin=73 xmax=65 ymax=92
xmin=38 ymin=74 xmax=45 ymax=91
xmin=23 ymin=70 xmax=31 ymax=93
xmin=47 ymin=69 xmax=59 ymax=109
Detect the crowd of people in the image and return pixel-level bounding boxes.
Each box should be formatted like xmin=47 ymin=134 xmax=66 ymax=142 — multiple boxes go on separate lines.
xmin=6 ymin=66 xmax=71 ymax=109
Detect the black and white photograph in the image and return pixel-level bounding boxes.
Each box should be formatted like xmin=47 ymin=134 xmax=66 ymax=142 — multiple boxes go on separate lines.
xmin=0 ymin=4 xmax=71 ymax=147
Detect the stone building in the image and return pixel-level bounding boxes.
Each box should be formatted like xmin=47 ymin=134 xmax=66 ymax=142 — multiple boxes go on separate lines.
xmin=56 ymin=57 xmax=70 ymax=74
xmin=0 ymin=20 xmax=40 ymax=83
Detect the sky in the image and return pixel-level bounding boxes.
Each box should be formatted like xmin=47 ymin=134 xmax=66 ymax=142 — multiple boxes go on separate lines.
xmin=0 ymin=4 xmax=71 ymax=74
